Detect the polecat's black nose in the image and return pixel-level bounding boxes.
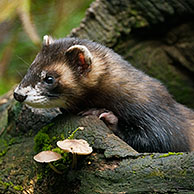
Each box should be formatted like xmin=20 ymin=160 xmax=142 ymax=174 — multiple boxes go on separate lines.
xmin=13 ymin=92 xmax=27 ymax=102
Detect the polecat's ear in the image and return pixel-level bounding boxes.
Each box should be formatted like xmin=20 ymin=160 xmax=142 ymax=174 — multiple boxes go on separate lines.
xmin=65 ymin=45 xmax=92 ymax=75
xmin=43 ymin=35 xmax=54 ymax=46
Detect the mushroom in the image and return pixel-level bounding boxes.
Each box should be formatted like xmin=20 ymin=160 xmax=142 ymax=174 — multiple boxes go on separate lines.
xmin=57 ymin=139 xmax=93 ymax=168
xmin=33 ymin=151 xmax=62 ymax=174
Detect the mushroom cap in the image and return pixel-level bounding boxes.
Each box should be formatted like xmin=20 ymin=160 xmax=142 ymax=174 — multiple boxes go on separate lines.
xmin=57 ymin=139 xmax=93 ymax=155
xmin=33 ymin=151 xmax=62 ymax=163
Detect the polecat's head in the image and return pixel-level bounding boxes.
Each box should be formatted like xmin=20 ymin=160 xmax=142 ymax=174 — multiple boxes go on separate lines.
xmin=13 ymin=35 xmax=96 ymax=109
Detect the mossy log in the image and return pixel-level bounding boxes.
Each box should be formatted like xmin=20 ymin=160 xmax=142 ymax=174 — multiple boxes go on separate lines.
xmin=1 ymin=0 xmax=194 ymax=193
xmin=1 ymin=112 xmax=194 ymax=193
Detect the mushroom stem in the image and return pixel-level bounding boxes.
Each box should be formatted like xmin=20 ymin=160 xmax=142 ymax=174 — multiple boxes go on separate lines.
xmin=48 ymin=163 xmax=62 ymax=174
xmin=72 ymin=153 xmax=77 ymax=169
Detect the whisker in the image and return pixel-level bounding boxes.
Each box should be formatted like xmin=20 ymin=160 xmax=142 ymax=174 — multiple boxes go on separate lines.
xmin=16 ymin=55 xmax=30 ymax=67
xmin=16 ymin=70 xmax=24 ymax=79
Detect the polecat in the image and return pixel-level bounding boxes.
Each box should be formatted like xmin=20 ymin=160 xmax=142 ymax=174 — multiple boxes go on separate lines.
xmin=14 ymin=35 xmax=194 ymax=153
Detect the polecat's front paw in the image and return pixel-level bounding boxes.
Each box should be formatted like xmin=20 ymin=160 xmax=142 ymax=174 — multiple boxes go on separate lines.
xmin=99 ymin=111 xmax=118 ymax=132
xmin=79 ymin=108 xmax=107 ymax=117
xmin=79 ymin=108 xmax=118 ymax=132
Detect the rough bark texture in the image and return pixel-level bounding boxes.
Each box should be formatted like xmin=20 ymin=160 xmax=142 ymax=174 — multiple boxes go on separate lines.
xmin=1 ymin=114 xmax=194 ymax=193
xmin=1 ymin=0 xmax=194 ymax=193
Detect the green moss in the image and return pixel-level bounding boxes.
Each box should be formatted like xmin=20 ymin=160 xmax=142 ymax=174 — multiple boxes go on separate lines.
xmin=159 ymin=152 xmax=183 ymax=158
xmin=0 ymin=180 xmax=12 ymax=189
xmin=52 ymin=147 xmax=64 ymax=154
xmin=60 ymin=133 xmax=65 ymax=140
xmin=34 ymin=131 xmax=51 ymax=152
xmin=150 ymin=154 xmax=155 ymax=158
xmin=0 ymin=149 xmax=8 ymax=157
xmin=13 ymin=185 xmax=23 ymax=191
xmin=134 ymin=16 xmax=149 ymax=28
xmin=0 ymin=137 xmax=16 ymax=157
xmin=0 ymin=179 xmax=23 ymax=191
xmin=37 ymin=172 xmax=43 ymax=181
xmin=129 ymin=9 xmax=149 ymax=28
xmin=149 ymin=170 xmax=165 ymax=178
xmin=130 ymin=9 xmax=138 ymax=16
xmin=8 ymin=137 xmax=16 ymax=145
xmin=41 ymin=123 xmax=54 ymax=133
xmin=34 ymin=125 xmax=82 ymax=153
xmin=33 ymin=123 xmax=55 ymax=152
xmin=179 ymin=169 xmax=187 ymax=176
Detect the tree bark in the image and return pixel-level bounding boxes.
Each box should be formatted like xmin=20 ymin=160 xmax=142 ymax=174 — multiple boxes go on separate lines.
xmin=1 ymin=0 xmax=194 ymax=193
xmin=71 ymin=0 xmax=194 ymax=108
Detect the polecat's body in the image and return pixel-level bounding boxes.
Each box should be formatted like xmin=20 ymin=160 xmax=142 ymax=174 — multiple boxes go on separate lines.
xmin=14 ymin=36 xmax=194 ymax=152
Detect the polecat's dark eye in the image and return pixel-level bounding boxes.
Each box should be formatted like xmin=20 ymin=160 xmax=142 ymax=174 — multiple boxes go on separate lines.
xmin=44 ymin=76 xmax=55 ymax=84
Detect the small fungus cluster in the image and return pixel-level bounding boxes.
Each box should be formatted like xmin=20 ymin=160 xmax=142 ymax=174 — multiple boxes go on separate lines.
xmin=33 ymin=134 xmax=93 ymax=173
xmin=57 ymin=139 xmax=93 ymax=168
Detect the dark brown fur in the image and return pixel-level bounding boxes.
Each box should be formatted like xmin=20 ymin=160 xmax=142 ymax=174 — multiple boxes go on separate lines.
xmin=14 ymin=37 xmax=194 ymax=152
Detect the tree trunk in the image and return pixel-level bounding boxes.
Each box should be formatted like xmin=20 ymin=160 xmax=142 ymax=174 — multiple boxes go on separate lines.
xmin=1 ymin=0 xmax=194 ymax=193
